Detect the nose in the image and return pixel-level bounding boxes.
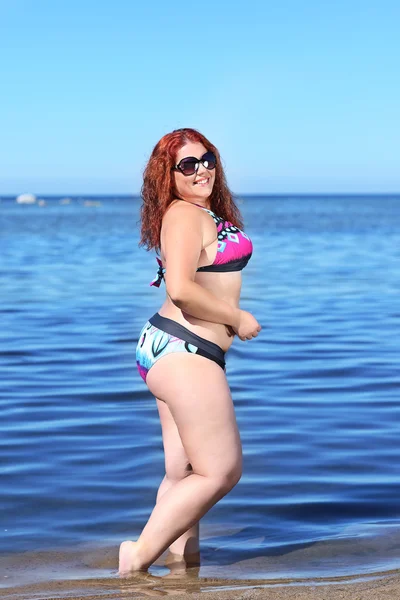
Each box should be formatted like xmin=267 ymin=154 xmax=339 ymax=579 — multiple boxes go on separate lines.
xmin=196 ymin=162 xmax=209 ymax=177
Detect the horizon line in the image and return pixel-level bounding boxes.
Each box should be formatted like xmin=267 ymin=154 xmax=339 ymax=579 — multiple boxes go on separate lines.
xmin=1 ymin=192 xmax=400 ymax=198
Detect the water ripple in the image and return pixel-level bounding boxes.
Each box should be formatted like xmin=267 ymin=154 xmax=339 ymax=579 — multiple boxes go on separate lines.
xmin=1 ymin=195 xmax=400 ymax=585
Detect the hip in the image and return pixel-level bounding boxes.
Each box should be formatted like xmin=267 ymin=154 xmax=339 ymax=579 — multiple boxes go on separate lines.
xmin=157 ymin=306 xmax=236 ymax=353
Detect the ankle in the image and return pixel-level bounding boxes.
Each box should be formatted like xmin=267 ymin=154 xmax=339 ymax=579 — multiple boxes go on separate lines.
xmin=134 ymin=539 xmax=149 ymax=570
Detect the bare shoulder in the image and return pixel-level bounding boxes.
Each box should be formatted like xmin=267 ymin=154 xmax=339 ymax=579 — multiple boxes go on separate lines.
xmin=160 ymin=201 xmax=206 ymax=261
xmin=163 ymin=200 xmax=204 ymax=228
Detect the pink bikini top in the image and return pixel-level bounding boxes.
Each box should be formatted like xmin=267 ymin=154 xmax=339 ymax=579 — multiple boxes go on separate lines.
xmin=150 ymin=203 xmax=253 ymax=287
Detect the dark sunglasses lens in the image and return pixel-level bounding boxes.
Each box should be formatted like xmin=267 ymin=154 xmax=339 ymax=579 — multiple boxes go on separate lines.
xmin=202 ymin=151 xmax=216 ymax=170
xmin=176 ymin=152 xmax=216 ymax=175
xmin=179 ymin=159 xmax=198 ymax=175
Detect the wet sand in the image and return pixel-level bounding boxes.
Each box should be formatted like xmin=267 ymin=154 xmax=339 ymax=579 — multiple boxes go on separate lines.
xmin=2 ymin=572 xmax=400 ymax=600
xmin=1 ymin=546 xmax=400 ymax=600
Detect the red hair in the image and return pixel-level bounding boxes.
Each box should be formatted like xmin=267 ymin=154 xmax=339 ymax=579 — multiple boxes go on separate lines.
xmin=139 ymin=128 xmax=244 ymax=252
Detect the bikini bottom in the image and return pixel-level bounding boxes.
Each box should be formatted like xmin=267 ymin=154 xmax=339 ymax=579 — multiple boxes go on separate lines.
xmin=136 ymin=312 xmax=226 ymax=383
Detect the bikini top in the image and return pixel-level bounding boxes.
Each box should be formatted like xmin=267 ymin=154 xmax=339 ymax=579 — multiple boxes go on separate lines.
xmin=150 ymin=202 xmax=253 ymax=287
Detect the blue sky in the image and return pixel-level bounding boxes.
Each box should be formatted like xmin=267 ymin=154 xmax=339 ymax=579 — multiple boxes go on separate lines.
xmin=1 ymin=0 xmax=399 ymax=194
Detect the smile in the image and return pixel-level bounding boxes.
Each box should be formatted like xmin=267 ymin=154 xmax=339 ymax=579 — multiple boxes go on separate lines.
xmin=194 ymin=178 xmax=210 ymax=186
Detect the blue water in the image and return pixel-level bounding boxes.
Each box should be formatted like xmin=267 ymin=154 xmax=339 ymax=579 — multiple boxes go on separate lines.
xmin=1 ymin=194 xmax=400 ymax=590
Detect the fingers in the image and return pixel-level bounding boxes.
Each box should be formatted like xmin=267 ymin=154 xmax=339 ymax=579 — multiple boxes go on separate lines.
xmin=240 ymin=329 xmax=261 ymax=341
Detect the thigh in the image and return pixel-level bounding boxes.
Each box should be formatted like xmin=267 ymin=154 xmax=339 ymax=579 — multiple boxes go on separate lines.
xmin=147 ymin=353 xmax=242 ymax=480
xmin=156 ymin=398 xmax=192 ymax=481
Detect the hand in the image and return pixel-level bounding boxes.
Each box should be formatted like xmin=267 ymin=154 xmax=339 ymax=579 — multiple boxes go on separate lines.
xmin=231 ymin=309 xmax=261 ymax=341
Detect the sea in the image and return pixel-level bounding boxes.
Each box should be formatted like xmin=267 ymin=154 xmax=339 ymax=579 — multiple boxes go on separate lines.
xmin=1 ymin=194 xmax=400 ymax=596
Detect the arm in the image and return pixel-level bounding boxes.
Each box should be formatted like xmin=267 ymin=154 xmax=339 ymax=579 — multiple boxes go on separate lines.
xmin=161 ymin=203 xmax=240 ymax=328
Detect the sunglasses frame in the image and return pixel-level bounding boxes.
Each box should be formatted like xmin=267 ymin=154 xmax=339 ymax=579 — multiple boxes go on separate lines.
xmin=172 ymin=151 xmax=217 ymax=176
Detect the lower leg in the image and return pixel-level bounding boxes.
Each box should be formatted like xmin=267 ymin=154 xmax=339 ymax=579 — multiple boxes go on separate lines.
xmin=120 ymin=472 xmax=228 ymax=571
xmin=156 ymin=475 xmax=200 ymax=558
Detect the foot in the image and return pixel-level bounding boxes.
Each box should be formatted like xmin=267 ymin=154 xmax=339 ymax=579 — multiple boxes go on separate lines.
xmin=118 ymin=540 xmax=144 ymax=575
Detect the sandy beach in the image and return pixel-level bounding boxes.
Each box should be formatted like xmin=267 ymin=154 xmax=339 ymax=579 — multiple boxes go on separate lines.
xmin=2 ymin=530 xmax=400 ymax=600
xmin=1 ymin=546 xmax=400 ymax=600
xmin=2 ymin=572 xmax=400 ymax=600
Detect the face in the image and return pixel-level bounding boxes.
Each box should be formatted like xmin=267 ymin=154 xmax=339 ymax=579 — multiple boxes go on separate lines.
xmin=173 ymin=142 xmax=216 ymax=203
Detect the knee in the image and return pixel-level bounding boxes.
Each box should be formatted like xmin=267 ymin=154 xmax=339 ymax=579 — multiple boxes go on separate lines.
xmin=215 ymin=464 xmax=243 ymax=495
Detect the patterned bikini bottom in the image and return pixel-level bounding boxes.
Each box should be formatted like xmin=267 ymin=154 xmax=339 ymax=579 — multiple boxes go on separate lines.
xmin=136 ymin=313 xmax=226 ymax=383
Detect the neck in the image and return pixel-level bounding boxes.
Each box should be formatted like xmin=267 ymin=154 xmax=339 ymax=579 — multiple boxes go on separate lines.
xmin=178 ymin=199 xmax=210 ymax=209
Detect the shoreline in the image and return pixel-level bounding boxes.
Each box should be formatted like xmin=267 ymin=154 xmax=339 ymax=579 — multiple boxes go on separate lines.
xmin=2 ymin=568 xmax=400 ymax=600
xmin=2 ymin=541 xmax=400 ymax=599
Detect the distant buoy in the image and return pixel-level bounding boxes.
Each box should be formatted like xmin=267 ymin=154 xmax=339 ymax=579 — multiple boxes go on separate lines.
xmin=16 ymin=193 xmax=36 ymax=204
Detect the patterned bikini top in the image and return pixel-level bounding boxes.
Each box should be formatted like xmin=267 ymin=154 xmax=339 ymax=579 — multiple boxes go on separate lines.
xmin=150 ymin=203 xmax=253 ymax=287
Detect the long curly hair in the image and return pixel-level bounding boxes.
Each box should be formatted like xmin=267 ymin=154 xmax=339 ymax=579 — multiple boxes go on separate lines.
xmin=139 ymin=128 xmax=244 ymax=252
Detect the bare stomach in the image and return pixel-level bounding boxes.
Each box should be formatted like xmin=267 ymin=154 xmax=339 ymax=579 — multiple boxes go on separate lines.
xmin=157 ymin=272 xmax=242 ymax=353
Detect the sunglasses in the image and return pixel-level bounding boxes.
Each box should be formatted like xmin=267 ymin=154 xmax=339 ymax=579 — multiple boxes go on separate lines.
xmin=172 ymin=151 xmax=217 ymax=176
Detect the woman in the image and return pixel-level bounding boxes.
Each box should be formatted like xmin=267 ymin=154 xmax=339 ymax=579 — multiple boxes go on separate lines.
xmin=119 ymin=128 xmax=261 ymax=574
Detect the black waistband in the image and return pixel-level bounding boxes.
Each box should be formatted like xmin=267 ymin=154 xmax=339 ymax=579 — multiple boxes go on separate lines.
xmin=149 ymin=313 xmax=226 ymax=366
